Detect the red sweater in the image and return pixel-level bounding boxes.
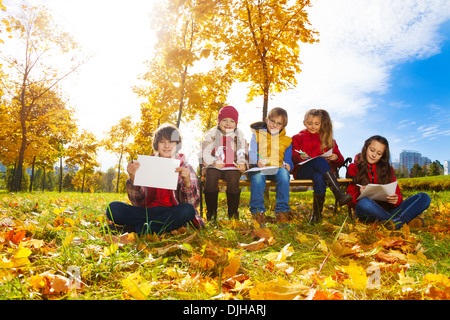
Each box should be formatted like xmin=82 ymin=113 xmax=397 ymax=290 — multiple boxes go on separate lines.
xmin=346 ymin=161 xmax=403 ymax=209
xmin=291 ymin=129 xmax=344 ymax=177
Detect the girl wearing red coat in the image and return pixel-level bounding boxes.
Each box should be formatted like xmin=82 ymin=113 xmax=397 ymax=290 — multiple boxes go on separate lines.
xmin=346 ymin=135 xmax=430 ymax=230
xmin=292 ymin=109 xmax=352 ymax=223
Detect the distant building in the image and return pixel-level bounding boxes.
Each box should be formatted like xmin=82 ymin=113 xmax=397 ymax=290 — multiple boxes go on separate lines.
xmin=445 ymin=161 xmax=449 ymax=175
xmin=399 ymin=150 xmax=432 ymax=172
xmin=400 ymin=150 xmax=421 ymax=172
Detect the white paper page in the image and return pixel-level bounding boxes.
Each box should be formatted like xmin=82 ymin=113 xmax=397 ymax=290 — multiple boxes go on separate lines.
xmin=297 ymin=149 xmax=333 ymax=166
xmin=356 ymin=181 xmax=398 ymax=201
xmin=133 ymin=155 xmax=181 ymax=190
xmin=244 ymin=166 xmax=280 ymax=175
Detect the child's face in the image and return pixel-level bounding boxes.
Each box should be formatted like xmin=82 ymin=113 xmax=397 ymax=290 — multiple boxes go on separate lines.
xmin=157 ymin=138 xmax=178 ymax=158
xmin=304 ymin=115 xmax=321 ymax=134
xmin=366 ymin=140 xmax=385 ymax=165
xmin=218 ymin=117 xmax=237 ymax=133
xmin=266 ymin=115 xmax=285 ymax=134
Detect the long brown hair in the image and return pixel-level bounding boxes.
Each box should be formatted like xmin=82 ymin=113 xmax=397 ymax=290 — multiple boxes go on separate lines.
xmin=304 ymin=109 xmax=334 ymax=152
xmin=356 ymin=135 xmax=392 ymax=185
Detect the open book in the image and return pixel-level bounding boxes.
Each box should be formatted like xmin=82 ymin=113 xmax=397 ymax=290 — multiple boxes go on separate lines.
xmin=296 ymin=149 xmax=333 ymax=166
xmin=244 ymin=166 xmax=279 ymax=175
xmin=356 ymin=181 xmax=398 ymax=201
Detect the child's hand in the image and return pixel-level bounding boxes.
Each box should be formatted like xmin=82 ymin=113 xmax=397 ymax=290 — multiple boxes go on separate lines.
xmin=386 ymin=194 xmax=398 ymax=205
xmin=213 ymin=160 xmax=225 ymax=169
xmin=300 ymin=152 xmax=310 ymax=160
xmin=326 ymin=153 xmax=338 ymax=162
xmin=175 ymin=166 xmax=191 ymax=188
xmin=282 ymin=162 xmax=291 ymax=172
xmin=238 ymin=163 xmax=246 ymax=173
xmin=257 ymin=159 xmax=268 ymax=168
xmin=127 ymin=161 xmax=140 ymax=182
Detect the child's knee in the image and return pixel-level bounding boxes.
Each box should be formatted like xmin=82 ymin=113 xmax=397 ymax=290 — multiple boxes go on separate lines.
xmin=105 ymin=201 xmax=121 ymax=219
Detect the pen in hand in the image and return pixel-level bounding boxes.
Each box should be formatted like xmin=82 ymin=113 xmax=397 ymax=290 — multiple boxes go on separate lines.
xmin=295 ymin=149 xmax=312 ymax=159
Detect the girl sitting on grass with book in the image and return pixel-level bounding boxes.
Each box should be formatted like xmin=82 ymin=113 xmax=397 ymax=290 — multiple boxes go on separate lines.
xmin=346 ymin=135 xmax=431 ymax=230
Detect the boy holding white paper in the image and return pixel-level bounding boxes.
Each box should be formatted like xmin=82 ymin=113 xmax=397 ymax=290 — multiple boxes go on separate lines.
xmin=105 ymin=124 xmax=204 ymax=235
xmin=346 ymin=135 xmax=431 ymax=230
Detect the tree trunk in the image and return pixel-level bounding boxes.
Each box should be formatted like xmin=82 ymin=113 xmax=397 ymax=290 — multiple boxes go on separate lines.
xmin=81 ymin=162 xmax=86 ymax=194
xmin=12 ymin=120 xmax=27 ymax=192
xmin=116 ymin=153 xmax=122 ymax=193
xmin=59 ymin=156 xmax=63 ymax=193
xmin=262 ymin=60 xmax=270 ymax=121
xmin=176 ymin=66 xmax=188 ymax=128
xmin=42 ymin=167 xmax=46 ymax=191
xmin=29 ymin=156 xmax=36 ymax=192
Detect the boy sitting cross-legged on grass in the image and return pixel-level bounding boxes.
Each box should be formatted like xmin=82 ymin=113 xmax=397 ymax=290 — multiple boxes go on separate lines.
xmin=105 ymin=123 xmax=205 ymax=235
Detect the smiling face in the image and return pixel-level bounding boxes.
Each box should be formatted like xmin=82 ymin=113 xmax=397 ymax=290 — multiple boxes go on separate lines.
xmin=157 ymin=138 xmax=178 ymax=158
xmin=218 ymin=117 xmax=237 ymax=133
xmin=266 ymin=115 xmax=285 ymax=134
xmin=366 ymin=140 xmax=386 ymax=164
xmin=304 ymin=115 xmax=321 ymax=134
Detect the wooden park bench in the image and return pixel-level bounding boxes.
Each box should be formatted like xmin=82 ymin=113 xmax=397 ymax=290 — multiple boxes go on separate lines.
xmin=198 ymin=157 xmax=354 ymax=218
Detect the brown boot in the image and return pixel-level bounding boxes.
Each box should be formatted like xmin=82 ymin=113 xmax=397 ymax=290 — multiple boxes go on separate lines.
xmin=310 ymin=194 xmax=325 ymax=224
xmin=323 ymin=171 xmax=352 ymax=206
xmin=408 ymin=217 xmax=426 ymax=228
xmin=276 ymin=211 xmax=294 ymax=223
xmin=252 ymin=212 xmax=266 ymax=227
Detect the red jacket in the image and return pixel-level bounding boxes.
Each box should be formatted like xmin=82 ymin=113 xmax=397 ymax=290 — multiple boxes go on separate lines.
xmin=346 ymin=160 xmax=403 ymax=209
xmin=291 ymin=129 xmax=345 ymax=177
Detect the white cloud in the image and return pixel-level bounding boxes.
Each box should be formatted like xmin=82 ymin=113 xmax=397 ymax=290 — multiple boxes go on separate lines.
xmin=277 ymin=0 xmax=450 ymax=120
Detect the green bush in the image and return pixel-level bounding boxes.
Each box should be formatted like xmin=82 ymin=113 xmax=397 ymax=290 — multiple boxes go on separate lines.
xmin=398 ymin=175 xmax=450 ymax=191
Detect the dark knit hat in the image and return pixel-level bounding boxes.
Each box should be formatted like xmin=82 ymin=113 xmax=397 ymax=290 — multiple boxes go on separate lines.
xmin=218 ymin=106 xmax=239 ymax=125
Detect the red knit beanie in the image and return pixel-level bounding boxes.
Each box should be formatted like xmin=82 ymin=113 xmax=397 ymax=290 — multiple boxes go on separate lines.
xmin=218 ymin=106 xmax=239 ymax=125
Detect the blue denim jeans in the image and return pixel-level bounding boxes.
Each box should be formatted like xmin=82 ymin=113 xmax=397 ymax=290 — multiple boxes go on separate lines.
xmin=248 ymin=167 xmax=291 ymax=213
xmin=106 ymin=201 xmax=196 ymax=235
xmin=295 ymin=157 xmax=331 ymax=194
xmin=355 ymin=192 xmax=431 ymax=229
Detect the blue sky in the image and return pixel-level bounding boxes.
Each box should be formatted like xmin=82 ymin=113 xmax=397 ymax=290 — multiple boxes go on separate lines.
xmin=367 ymin=19 xmax=450 ymax=163
xmin=234 ymin=0 xmax=450 ymax=168
xmin=3 ymin=0 xmax=450 ymax=170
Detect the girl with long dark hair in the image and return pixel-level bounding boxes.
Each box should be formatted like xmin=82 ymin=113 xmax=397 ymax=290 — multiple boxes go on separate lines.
xmin=347 ymin=135 xmax=431 ymax=230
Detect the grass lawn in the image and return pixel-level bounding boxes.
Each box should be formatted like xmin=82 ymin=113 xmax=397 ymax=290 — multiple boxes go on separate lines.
xmin=0 ymin=186 xmax=449 ymax=301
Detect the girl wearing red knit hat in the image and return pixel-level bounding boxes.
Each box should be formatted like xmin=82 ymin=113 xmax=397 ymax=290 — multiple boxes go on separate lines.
xmin=201 ymin=106 xmax=248 ymax=221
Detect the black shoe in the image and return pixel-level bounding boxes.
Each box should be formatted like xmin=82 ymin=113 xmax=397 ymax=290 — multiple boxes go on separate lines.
xmin=310 ymin=194 xmax=325 ymax=224
xmin=323 ymin=171 xmax=353 ymax=206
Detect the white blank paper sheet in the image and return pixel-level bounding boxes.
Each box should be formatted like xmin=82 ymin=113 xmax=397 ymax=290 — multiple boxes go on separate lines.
xmin=133 ymin=155 xmax=181 ymax=190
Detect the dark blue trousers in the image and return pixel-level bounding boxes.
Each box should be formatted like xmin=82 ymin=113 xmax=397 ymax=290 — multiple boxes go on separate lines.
xmin=106 ymin=201 xmax=195 ymax=235
xmin=295 ymin=157 xmax=331 ymax=194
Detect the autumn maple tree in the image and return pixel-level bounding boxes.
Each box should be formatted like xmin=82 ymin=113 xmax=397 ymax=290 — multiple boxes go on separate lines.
xmin=0 ymin=4 xmax=83 ymax=191
xmin=102 ymin=116 xmax=136 ymax=193
xmin=65 ymin=130 xmax=100 ymax=193
xmin=136 ymin=0 xmax=230 ymax=130
xmin=206 ymin=0 xmax=319 ymax=120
